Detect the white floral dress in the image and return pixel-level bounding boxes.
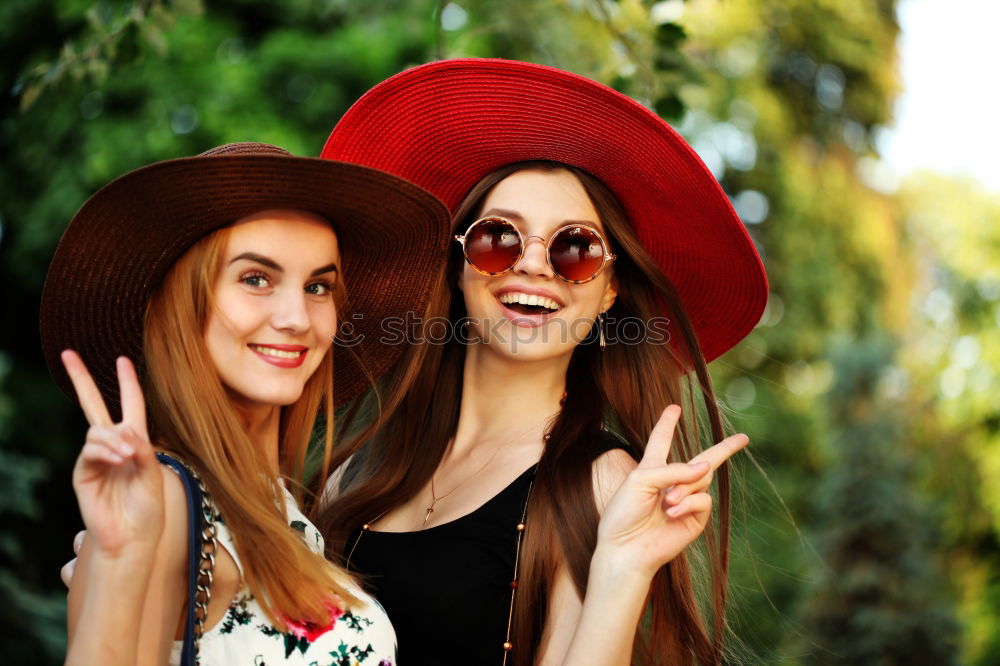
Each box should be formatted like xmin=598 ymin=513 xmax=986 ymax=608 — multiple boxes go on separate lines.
xmin=170 ymin=487 xmax=396 ymax=666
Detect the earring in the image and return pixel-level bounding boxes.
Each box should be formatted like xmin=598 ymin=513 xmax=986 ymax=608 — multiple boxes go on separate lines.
xmin=598 ymin=312 xmax=606 ymax=351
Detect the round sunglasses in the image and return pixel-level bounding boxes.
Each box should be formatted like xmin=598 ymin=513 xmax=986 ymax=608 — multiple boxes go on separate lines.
xmin=454 ymin=216 xmax=616 ymax=284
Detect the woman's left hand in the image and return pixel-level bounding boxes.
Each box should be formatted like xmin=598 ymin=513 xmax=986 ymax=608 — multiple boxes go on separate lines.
xmin=595 ymin=405 xmax=748 ymax=579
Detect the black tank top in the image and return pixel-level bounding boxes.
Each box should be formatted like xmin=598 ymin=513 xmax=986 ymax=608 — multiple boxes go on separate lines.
xmin=345 ymin=432 xmax=630 ymax=666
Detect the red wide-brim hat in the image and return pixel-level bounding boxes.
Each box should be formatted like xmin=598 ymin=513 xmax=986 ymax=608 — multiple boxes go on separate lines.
xmin=41 ymin=142 xmax=451 ymax=417
xmin=322 ymin=58 xmax=768 ymax=363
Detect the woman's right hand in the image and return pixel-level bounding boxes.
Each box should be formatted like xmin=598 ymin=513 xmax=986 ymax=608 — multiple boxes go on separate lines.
xmin=62 ymin=351 xmax=164 ymax=558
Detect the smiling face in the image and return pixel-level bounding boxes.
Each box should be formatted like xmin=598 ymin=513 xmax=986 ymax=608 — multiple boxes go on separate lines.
xmin=458 ymin=168 xmax=617 ymax=363
xmin=204 ymin=210 xmax=341 ymax=413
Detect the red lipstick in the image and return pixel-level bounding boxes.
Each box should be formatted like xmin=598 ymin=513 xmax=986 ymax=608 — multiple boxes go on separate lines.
xmin=248 ymin=344 xmax=308 ymax=368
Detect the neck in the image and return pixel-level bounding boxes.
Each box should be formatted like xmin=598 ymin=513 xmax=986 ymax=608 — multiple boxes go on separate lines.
xmin=451 ymin=344 xmax=569 ymax=456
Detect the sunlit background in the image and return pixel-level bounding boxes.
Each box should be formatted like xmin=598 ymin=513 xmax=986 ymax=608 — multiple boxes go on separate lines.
xmin=885 ymin=0 xmax=1000 ymax=191
xmin=1 ymin=1 xmax=997 ymax=664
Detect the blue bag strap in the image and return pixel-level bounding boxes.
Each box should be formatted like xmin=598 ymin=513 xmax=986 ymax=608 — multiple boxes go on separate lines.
xmin=156 ymin=452 xmax=203 ymax=666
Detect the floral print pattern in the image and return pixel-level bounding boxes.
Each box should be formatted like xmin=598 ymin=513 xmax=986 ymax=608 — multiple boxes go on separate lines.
xmin=170 ymin=488 xmax=396 ymax=665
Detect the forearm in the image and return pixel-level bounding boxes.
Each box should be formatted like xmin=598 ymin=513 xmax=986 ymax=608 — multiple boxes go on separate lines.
xmin=66 ymin=549 xmax=157 ymax=666
xmin=559 ymin=546 xmax=653 ymax=666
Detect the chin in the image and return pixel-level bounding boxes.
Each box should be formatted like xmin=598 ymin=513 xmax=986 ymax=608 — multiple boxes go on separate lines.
xmin=484 ymin=337 xmax=577 ymax=363
xmin=242 ymin=386 xmax=307 ymax=408
xmin=272 ymin=389 xmax=307 ymax=406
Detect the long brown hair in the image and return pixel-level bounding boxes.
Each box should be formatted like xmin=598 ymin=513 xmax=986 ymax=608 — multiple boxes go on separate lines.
xmin=320 ymin=162 xmax=732 ymax=664
xmin=143 ymin=223 xmax=361 ymax=629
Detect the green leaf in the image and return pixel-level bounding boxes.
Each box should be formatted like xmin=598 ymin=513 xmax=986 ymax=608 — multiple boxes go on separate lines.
xmin=655 ymin=22 xmax=686 ymax=49
xmin=85 ymin=6 xmax=107 ymax=33
xmin=150 ymin=3 xmax=177 ymax=31
xmin=609 ymin=74 xmax=632 ymax=94
xmin=140 ymin=23 xmax=168 ymax=56
xmin=283 ymin=633 xmax=309 ymax=657
xmin=654 ymin=92 xmax=683 ymax=120
xmin=173 ymin=0 xmax=206 ymax=18
xmin=19 ymin=83 xmax=43 ymax=111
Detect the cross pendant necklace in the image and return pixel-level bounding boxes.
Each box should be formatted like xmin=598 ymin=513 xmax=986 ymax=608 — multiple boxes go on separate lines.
xmin=423 ymin=439 xmax=508 ymax=527
xmin=422 ymin=417 xmax=553 ymax=529
xmin=424 ymin=473 xmax=456 ymax=526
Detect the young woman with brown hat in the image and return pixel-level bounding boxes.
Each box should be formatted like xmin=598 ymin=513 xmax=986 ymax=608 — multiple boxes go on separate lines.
xmin=319 ymin=59 xmax=766 ymax=665
xmin=42 ymin=142 xmax=452 ymax=665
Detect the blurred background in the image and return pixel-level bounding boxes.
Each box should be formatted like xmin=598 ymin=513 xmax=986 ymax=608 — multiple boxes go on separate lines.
xmin=2 ymin=0 xmax=997 ymax=664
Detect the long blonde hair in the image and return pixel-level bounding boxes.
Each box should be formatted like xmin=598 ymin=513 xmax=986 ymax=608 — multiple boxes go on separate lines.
xmin=143 ymin=224 xmax=359 ymax=628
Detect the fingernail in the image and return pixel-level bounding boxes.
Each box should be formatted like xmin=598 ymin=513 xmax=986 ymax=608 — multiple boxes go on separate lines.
xmin=666 ymin=505 xmax=682 ymax=517
xmin=689 ymin=461 xmax=709 ymax=471
xmin=119 ymin=444 xmax=135 ymax=456
xmin=666 ymin=490 xmax=682 ymax=503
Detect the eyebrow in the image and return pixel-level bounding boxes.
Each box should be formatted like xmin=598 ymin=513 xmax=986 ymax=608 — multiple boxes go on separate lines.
xmin=480 ymin=208 xmax=601 ymax=231
xmin=229 ymin=252 xmax=340 ymax=277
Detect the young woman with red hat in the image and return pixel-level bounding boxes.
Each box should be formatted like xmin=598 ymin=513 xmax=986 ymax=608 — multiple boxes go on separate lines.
xmin=43 ymin=142 xmax=451 ymax=665
xmin=319 ymin=59 xmax=766 ymax=665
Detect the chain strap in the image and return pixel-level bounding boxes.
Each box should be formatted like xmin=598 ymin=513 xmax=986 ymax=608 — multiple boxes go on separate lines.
xmin=187 ymin=465 xmax=219 ymax=653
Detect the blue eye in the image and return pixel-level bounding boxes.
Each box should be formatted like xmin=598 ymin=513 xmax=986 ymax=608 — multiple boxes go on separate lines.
xmin=306 ymin=281 xmax=333 ymax=296
xmin=240 ymin=272 xmax=271 ymax=288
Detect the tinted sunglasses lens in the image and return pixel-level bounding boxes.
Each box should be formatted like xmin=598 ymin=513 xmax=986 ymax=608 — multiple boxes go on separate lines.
xmin=465 ymin=219 xmax=522 ymax=274
xmin=549 ymin=227 xmax=606 ymax=282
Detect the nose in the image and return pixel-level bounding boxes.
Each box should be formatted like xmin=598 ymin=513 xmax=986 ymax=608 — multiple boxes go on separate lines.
xmin=271 ymin=289 xmax=310 ymax=333
xmin=513 ymin=236 xmax=554 ymax=279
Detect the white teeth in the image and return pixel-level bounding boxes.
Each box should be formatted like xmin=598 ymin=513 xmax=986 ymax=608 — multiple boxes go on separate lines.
xmin=250 ymin=345 xmax=303 ymax=359
xmin=498 ymin=292 xmax=561 ymax=311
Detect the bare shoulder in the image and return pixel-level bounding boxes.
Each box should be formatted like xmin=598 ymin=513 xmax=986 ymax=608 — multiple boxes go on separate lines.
xmin=591 ymin=447 xmax=638 ymax=513
xmin=156 ymin=463 xmax=192 ymax=575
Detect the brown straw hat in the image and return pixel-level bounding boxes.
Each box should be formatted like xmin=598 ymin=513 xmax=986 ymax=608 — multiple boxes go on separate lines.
xmin=40 ymin=142 xmax=450 ymax=416
xmin=323 ymin=59 xmax=768 ymax=362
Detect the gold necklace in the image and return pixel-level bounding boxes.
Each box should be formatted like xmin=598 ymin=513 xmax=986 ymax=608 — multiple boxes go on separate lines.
xmin=347 ymin=471 xmax=537 ymax=662
xmin=423 ymin=420 xmax=548 ymax=527
xmin=345 ymin=429 xmax=556 ymax=661
xmin=424 ymin=445 xmax=503 ymax=525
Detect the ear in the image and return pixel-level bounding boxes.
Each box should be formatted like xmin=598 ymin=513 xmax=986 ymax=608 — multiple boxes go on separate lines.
xmin=599 ymin=275 xmax=618 ymax=313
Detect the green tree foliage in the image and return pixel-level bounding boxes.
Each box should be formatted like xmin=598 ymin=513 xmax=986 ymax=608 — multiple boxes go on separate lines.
xmin=894 ymin=173 xmax=1000 ymax=665
xmin=1 ymin=1 xmax=994 ymax=665
xmin=676 ymin=0 xmax=966 ymax=662
xmin=793 ymin=338 xmax=960 ymax=664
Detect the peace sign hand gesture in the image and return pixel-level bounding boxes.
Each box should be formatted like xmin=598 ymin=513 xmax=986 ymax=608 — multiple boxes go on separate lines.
xmin=61 ymin=350 xmax=164 ymax=558
xmin=596 ymin=405 xmax=748 ymax=579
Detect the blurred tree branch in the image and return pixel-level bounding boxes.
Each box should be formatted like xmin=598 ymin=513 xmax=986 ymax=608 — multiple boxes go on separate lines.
xmin=590 ymin=0 xmax=655 ymax=101
xmin=15 ymin=0 xmax=203 ymax=111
